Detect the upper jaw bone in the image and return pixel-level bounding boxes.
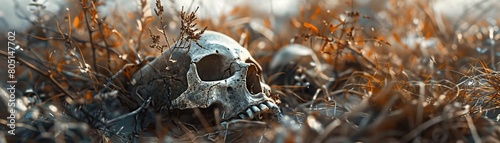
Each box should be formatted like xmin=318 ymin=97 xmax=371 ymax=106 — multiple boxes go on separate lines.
xmin=224 ymin=101 xmax=283 ymax=122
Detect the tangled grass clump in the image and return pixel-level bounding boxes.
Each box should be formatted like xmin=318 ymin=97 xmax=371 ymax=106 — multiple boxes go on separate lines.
xmin=0 ymin=0 xmax=499 ymax=142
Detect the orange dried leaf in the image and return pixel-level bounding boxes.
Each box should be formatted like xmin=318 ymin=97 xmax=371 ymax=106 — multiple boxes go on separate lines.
xmin=422 ymin=22 xmax=432 ymax=38
xmin=92 ymin=32 xmax=101 ymax=40
xmin=425 ymin=30 xmax=432 ymax=39
xmin=73 ymin=16 xmax=82 ymax=29
xmin=229 ymin=7 xmax=240 ymax=15
xmin=85 ymin=90 xmax=92 ymax=100
xmin=264 ymin=18 xmax=271 ymax=28
xmin=384 ymin=41 xmax=391 ymax=46
xmin=329 ymin=24 xmax=340 ymax=33
xmin=109 ymin=40 xmax=123 ymax=48
xmin=143 ymin=16 xmax=154 ymax=27
xmin=103 ymin=27 xmax=110 ymax=38
xmin=128 ymin=13 xmax=135 ymax=19
xmin=303 ymin=22 xmax=319 ymax=34
xmin=310 ymin=6 xmax=321 ymax=20
xmin=345 ymin=53 xmax=356 ymax=61
xmin=377 ymin=35 xmax=386 ymax=41
xmin=78 ymin=11 xmax=84 ymax=20
xmin=291 ymin=18 xmax=301 ymax=28
xmin=56 ymin=61 xmax=63 ymax=72
xmin=392 ymin=32 xmax=401 ymax=43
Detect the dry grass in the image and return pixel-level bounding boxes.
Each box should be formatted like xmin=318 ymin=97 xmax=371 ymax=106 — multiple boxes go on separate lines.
xmin=0 ymin=0 xmax=499 ymax=142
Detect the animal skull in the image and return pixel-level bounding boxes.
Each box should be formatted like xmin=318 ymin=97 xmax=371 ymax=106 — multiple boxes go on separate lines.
xmin=268 ymin=44 xmax=335 ymax=96
xmin=131 ymin=31 xmax=280 ymax=121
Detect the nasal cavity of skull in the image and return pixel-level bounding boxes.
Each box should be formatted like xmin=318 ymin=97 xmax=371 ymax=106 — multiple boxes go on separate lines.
xmin=196 ymin=54 xmax=235 ymax=81
xmin=246 ymin=64 xmax=262 ymax=94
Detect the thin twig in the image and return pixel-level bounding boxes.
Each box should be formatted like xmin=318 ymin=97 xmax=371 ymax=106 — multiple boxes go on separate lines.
xmin=97 ymin=19 xmax=112 ymax=70
xmin=98 ymin=63 xmax=135 ymax=95
xmin=80 ymin=1 xmax=99 ymax=74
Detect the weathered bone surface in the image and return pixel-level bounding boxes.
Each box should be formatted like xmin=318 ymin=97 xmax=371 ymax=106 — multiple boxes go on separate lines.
xmin=131 ymin=31 xmax=279 ymax=121
xmin=268 ymin=44 xmax=335 ymax=95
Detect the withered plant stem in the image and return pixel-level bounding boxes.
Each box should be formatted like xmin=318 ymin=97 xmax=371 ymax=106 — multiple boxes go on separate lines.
xmin=97 ymin=19 xmax=112 ymax=71
xmin=98 ymin=63 xmax=135 ymax=95
xmin=81 ymin=1 xmax=98 ymax=74
xmin=136 ymin=0 xmax=150 ymax=58
xmin=154 ymin=0 xmax=170 ymax=52
xmin=0 ymin=50 xmax=74 ymax=99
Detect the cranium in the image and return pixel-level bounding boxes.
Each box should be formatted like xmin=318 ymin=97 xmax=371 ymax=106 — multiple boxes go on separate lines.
xmin=131 ymin=31 xmax=280 ymax=122
xmin=268 ymin=44 xmax=335 ymax=96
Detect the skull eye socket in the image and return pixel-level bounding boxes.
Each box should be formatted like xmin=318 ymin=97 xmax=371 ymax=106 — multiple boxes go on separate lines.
xmin=246 ymin=64 xmax=262 ymax=94
xmin=196 ymin=54 xmax=235 ymax=81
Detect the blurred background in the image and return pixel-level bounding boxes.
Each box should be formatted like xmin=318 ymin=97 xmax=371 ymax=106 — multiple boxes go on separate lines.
xmin=1 ymin=0 xmax=499 ymax=33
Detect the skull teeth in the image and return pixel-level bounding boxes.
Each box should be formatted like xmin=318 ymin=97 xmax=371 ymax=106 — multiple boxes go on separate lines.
xmin=234 ymin=102 xmax=278 ymax=121
xmin=246 ymin=109 xmax=254 ymax=119
xmin=251 ymin=105 xmax=260 ymax=113
xmin=221 ymin=101 xmax=281 ymax=124
xmin=223 ymin=101 xmax=283 ymax=124
xmin=265 ymin=101 xmax=284 ymax=121
xmin=258 ymin=104 xmax=269 ymax=112
xmin=238 ymin=113 xmax=246 ymax=119
xmin=264 ymin=101 xmax=278 ymax=110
